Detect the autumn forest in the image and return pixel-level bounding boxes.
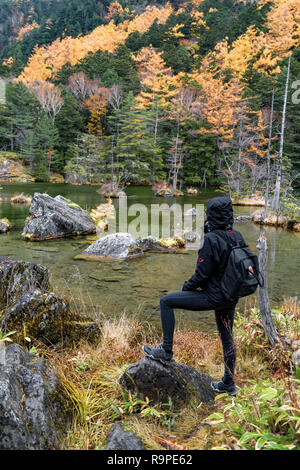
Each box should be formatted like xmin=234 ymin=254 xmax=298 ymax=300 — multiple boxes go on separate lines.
xmin=0 ymin=0 xmax=300 ymax=215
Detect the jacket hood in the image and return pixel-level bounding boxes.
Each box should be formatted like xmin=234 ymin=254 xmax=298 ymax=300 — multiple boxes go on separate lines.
xmin=205 ymin=197 xmax=234 ymax=230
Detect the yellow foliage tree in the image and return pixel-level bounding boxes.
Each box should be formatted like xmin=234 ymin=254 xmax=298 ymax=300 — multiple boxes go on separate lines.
xmin=18 ymin=4 xmax=173 ymax=86
xmin=134 ymin=46 xmax=175 ymax=109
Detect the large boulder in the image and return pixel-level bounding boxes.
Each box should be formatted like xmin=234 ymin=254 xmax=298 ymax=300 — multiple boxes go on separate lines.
xmin=0 ymin=257 xmax=49 ymax=308
xmin=104 ymin=422 xmax=145 ymax=450
xmin=0 ymin=257 xmax=100 ymax=348
xmin=0 ymin=343 xmax=71 ymax=450
xmin=119 ymin=357 xmax=215 ymax=410
xmin=22 ymin=193 xmax=96 ymax=241
xmin=78 ymin=233 xmax=187 ymax=261
xmin=0 ymin=290 xmax=100 ymax=348
xmin=80 ymin=232 xmax=144 ymax=260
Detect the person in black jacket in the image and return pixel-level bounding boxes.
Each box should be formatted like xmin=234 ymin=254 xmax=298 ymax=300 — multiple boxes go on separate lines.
xmin=142 ymin=197 xmax=247 ymax=396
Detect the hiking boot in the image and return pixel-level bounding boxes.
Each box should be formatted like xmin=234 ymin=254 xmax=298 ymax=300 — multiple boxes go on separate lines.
xmin=142 ymin=344 xmax=173 ymax=365
xmin=211 ymin=379 xmax=237 ymax=396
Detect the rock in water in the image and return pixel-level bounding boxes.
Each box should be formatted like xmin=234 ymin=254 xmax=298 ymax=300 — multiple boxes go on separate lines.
xmin=22 ymin=193 xmax=96 ymax=241
xmin=104 ymin=422 xmax=145 ymax=450
xmin=0 ymin=219 xmax=12 ymax=233
xmin=81 ymin=232 xmax=144 ymax=260
xmin=136 ymin=236 xmax=176 ymax=252
xmin=0 ymin=343 xmax=71 ymax=450
xmin=119 ymin=357 xmax=215 ymax=409
xmin=0 ymin=290 xmax=100 ymax=348
xmin=235 ymin=215 xmax=251 ymax=221
xmin=0 ymin=257 xmax=49 ymax=308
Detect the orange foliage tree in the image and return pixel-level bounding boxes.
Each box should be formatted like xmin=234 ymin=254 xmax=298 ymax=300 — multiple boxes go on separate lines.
xmin=84 ymin=88 xmax=110 ymax=136
xmin=18 ymin=4 xmax=173 ymax=86
xmin=104 ymin=1 xmax=124 ymax=22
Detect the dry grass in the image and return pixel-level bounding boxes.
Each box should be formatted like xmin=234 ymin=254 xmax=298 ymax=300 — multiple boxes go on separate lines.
xmin=36 ymin=296 xmax=300 ymax=450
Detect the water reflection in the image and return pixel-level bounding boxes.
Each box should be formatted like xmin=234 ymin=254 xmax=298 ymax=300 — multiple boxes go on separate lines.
xmin=0 ymin=183 xmax=299 ymax=333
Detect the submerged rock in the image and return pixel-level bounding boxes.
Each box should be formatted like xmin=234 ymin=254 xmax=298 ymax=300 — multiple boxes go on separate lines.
xmin=104 ymin=421 xmax=145 ymax=450
xmin=119 ymin=357 xmax=215 ymax=409
xmin=183 ymin=231 xmax=203 ymax=249
xmin=0 ymin=290 xmax=100 ymax=348
xmin=235 ymin=215 xmax=251 ymax=221
xmin=0 ymin=257 xmax=49 ymax=308
xmin=184 ymin=208 xmax=197 ymax=216
xmin=183 ymin=230 xmax=198 ymax=243
xmin=80 ymin=233 xmax=144 ymax=260
xmin=22 ymin=193 xmax=96 ymax=241
xmin=0 ymin=343 xmax=71 ymax=450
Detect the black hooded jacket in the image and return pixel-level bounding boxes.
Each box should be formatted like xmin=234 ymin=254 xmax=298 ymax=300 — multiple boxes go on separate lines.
xmin=182 ymin=197 xmax=247 ymax=305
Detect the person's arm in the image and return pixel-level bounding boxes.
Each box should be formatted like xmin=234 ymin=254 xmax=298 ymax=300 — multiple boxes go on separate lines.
xmin=182 ymin=236 xmax=217 ymax=291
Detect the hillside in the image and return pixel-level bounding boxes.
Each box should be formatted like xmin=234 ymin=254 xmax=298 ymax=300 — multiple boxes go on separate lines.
xmin=0 ymin=0 xmax=299 ymax=202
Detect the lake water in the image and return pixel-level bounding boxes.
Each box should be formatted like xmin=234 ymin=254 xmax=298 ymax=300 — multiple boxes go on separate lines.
xmin=0 ymin=183 xmax=299 ymax=333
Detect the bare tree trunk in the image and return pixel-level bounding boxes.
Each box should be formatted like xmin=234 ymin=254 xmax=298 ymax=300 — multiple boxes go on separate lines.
xmin=256 ymin=233 xmax=279 ymax=346
xmin=110 ymin=135 xmax=114 ymax=182
xmin=272 ymin=55 xmax=291 ymax=216
xmin=263 ymin=88 xmax=275 ymax=220
xmin=151 ymin=103 xmax=159 ymax=182
xmin=236 ymin=121 xmax=242 ymax=197
xmin=172 ymin=120 xmax=180 ymax=190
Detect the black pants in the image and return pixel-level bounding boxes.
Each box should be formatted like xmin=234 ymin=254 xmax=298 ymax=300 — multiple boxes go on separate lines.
xmin=160 ymin=290 xmax=237 ymax=385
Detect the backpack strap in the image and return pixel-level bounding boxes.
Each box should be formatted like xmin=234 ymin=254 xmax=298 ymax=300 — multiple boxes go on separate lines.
xmin=212 ymin=229 xmax=241 ymax=249
xmin=215 ymin=231 xmax=264 ymax=288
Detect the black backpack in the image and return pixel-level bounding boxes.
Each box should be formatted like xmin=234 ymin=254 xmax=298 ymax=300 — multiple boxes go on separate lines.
xmin=214 ymin=231 xmax=263 ymax=301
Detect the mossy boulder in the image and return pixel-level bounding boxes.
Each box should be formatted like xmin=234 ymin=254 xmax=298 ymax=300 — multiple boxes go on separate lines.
xmin=251 ymin=209 xmax=289 ymax=227
xmin=0 ymin=343 xmax=72 ymax=450
xmin=119 ymin=357 xmax=215 ymax=410
xmin=104 ymin=421 xmax=145 ymax=450
xmin=136 ymin=236 xmax=177 ymax=252
xmin=0 ymin=218 xmax=12 ymax=233
xmin=0 ymin=257 xmax=49 ymax=309
xmin=0 ymin=290 xmax=100 ymax=348
xmin=22 ymin=193 xmax=96 ymax=241
xmin=0 ymin=257 xmax=100 ymax=347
